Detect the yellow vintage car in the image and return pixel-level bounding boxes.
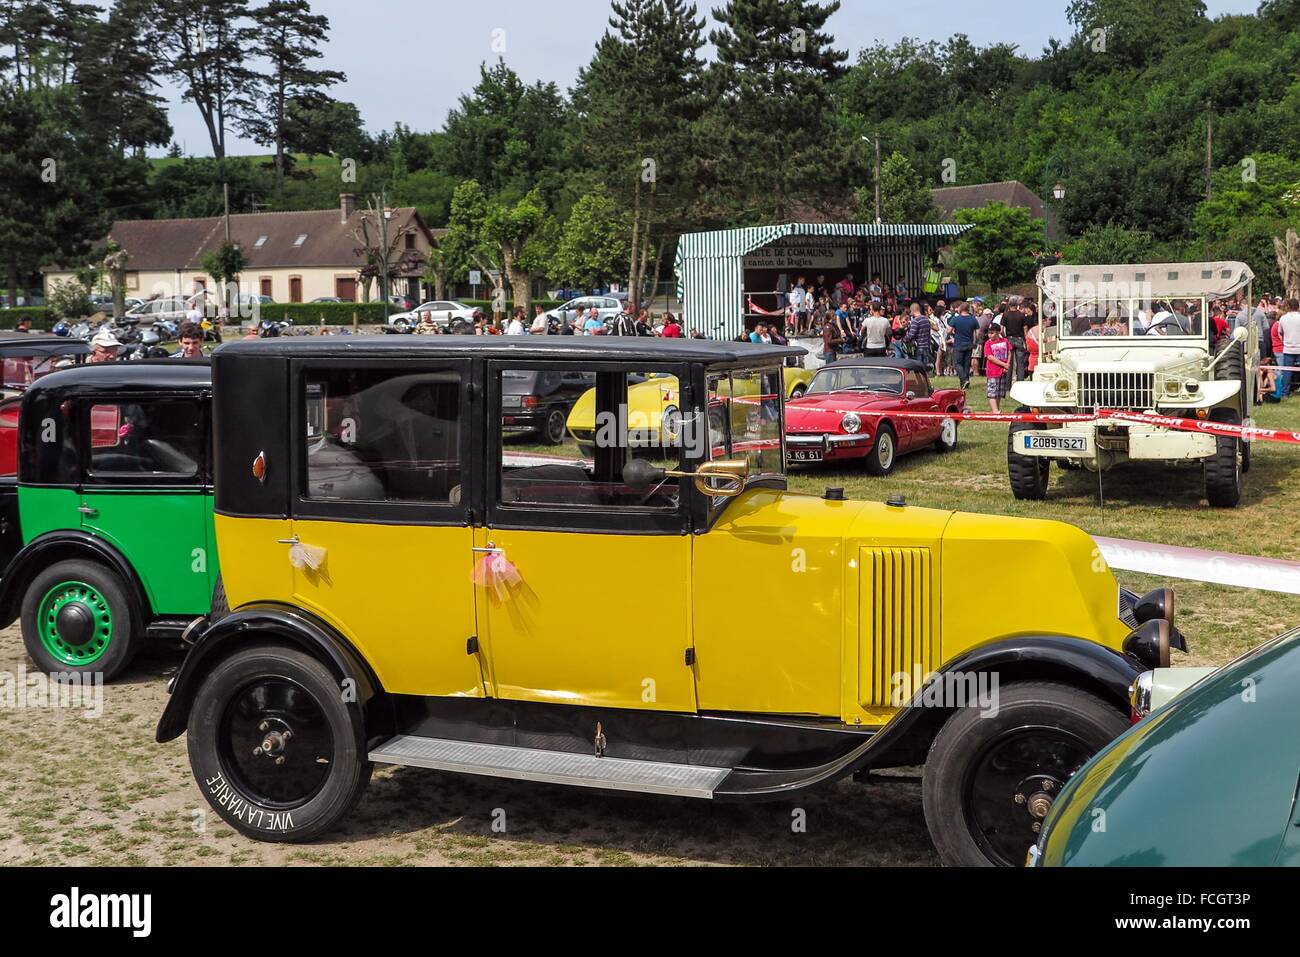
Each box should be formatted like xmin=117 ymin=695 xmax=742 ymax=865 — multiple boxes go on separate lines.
xmin=566 ymin=365 xmax=813 ymax=455
xmin=157 ymin=336 xmax=1184 ymax=866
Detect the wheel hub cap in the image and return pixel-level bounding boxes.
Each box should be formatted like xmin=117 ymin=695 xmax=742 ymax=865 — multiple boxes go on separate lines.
xmin=37 ymin=581 xmax=113 ymax=666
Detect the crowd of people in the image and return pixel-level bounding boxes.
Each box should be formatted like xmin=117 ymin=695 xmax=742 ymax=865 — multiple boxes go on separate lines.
xmin=412 ymin=301 xmax=707 ymax=339
xmin=763 ymin=272 xmax=1043 ymax=413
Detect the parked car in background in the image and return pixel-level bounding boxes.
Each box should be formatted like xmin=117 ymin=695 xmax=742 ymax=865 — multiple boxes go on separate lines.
xmin=0 ymin=333 xmax=88 ymax=401
xmin=785 ymin=358 xmax=966 ymax=475
xmin=501 ymin=368 xmax=596 ymax=444
xmin=1032 ymin=626 xmax=1300 ymax=867
xmin=545 ymin=295 xmax=624 ymax=328
xmin=387 ymin=299 xmax=477 ymax=332
xmin=311 ymin=297 xmax=351 ymax=303
xmin=0 ymin=360 xmax=217 ymax=681
xmin=126 ymin=292 xmax=210 ymax=325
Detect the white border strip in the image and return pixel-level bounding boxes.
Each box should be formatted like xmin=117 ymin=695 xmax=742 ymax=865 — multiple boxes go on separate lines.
xmin=1096 ymin=536 xmax=1300 ymax=596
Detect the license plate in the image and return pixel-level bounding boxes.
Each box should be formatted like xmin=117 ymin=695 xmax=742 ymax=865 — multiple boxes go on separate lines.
xmin=789 ymin=448 xmax=824 ymax=462
xmin=1024 ymin=434 xmax=1086 ymax=452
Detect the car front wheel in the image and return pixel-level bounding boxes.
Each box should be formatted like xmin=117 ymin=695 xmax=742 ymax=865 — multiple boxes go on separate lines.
xmin=864 ymin=424 xmax=897 ymax=476
xmin=21 ymin=559 xmax=138 ymax=681
xmin=541 ymin=407 xmax=568 ymax=445
xmin=185 ymin=644 xmax=371 ymax=843
xmin=922 ymin=680 xmax=1128 ymax=866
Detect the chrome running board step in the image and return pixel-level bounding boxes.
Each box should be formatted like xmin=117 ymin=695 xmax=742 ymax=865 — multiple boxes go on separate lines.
xmin=368 ymin=734 xmax=731 ymax=798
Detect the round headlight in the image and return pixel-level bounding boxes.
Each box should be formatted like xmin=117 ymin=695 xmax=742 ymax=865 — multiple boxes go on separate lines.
xmin=1124 ymin=619 xmax=1172 ymax=669
xmin=1185 ymin=380 xmax=1200 ymax=394
xmin=1134 ymin=587 xmax=1174 ymax=626
xmin=1053 ymin=378 xmax=1071 ymax=395
xmin=841 ymin=412 xmax=862 ymax=434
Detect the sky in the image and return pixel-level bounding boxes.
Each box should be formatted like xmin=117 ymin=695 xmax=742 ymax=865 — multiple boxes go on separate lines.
xmin=156 ymin=0 xmax=1263 ymax=157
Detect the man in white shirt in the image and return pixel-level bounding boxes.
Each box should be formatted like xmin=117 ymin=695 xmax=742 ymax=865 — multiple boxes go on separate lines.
xmin=1274 ymin=298 xmax=1300 ymax=400
xmin=861 ymin=306 xmax=891 ymax=357
xmin=506 ymin=308 xmax=526 ymax=335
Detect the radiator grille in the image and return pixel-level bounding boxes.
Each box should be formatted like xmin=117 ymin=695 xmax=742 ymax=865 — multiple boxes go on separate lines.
xmin=860 ymin=547 xmax=934 ymax=707
xmin=1078 ymin=372 xmax=1155 ymax=410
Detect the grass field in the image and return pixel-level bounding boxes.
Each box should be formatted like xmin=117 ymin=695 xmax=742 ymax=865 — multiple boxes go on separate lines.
xmin=1 ymin=368 xmax=1295 ymax=866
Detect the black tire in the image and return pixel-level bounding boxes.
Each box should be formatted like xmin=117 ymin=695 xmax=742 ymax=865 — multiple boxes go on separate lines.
xmin=1007 ymin=423 xmax=1050 ymax=500
xmin=209 ymin=574 xmax=231 ymax=624
xmin=1203 ymin=407 xmax=1242 ymax=507
xmin=20 ymin=559 xmax=139 ymax=681
xmin=540 ymin=407 xmax=567 ymax=445
xmin=922 ymin=680 xmax=1129 ymax=867
xmin=933 ymin=415 xmax=959 ymax=453
xmin=186 ymin=644 xmax=371 ymax=843
xmin=864 ymin=423 xmax=898 ymax=476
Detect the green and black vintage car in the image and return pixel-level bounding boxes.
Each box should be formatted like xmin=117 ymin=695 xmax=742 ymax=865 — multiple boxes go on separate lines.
xmin=0 ymin=360 xmax=218 ymax=679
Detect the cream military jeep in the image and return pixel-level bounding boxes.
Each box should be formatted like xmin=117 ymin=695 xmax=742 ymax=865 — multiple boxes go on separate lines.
xmin=1007 ymin=262 xmax=1255 ymax=507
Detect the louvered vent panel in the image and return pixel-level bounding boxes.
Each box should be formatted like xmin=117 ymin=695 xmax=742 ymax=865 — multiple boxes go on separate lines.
xmin=860 ymin=547 xmax=934 ymax=707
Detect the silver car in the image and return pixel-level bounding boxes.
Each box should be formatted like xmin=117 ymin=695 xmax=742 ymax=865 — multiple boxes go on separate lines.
xmin=545 ymin=295 xmax=624 ymax=329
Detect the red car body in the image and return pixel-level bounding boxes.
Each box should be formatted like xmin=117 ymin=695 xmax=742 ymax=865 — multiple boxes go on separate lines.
xmin=784 ymin=359 xmax=966 ymax=469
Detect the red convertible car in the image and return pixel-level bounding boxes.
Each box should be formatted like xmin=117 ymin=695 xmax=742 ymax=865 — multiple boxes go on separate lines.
xmin=784 ymin=358 xmax=966 ymax=474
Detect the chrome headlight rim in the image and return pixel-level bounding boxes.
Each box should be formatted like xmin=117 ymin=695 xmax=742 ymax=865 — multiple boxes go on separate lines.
xmin=841 ymin=412 xmax=862 ymax=434
xmin=1129 ymin=670 xmax=1155 ymax=718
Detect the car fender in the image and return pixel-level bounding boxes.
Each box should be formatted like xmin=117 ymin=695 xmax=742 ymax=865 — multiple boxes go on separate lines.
xmin=155 ymin=602 xmax=382 ymax=743
xmin=0 ymin=530 xmax=150 ymax=629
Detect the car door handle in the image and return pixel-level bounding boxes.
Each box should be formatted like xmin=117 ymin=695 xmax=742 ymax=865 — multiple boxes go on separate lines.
xmin=276 ymin=535 xmax=300 ymax=545
xmin=77 ymin=505 xmax=98 ymax=517
xmin=471 ymin=543 xmax=502 ymax=554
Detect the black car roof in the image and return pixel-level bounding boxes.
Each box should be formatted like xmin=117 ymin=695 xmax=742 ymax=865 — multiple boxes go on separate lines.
xmin=214 ymin=335 xmax=801 ymax=366
xmin=24 ymin=358 xmax=212 ymax=396
xmin=0 ymin=333 xmax=90 ymax=357
xmin=816 ymin=357 xmax=930 ymax=374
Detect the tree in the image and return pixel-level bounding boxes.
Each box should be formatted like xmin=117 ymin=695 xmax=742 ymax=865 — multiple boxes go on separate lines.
xmin=1061 ymin=221 xmax=1156 ymax=264
xmin=242 ymin=0 xmax=343 ymax=184
xmin=144 ymin=0 xmax=260 ymax=162
xmin=706 ymin=0 xmax=849 ymax=222
xmin=573 ymin=0 xmax=707 ymax=308
xmin=74 ymin=0 xmax=171 ymax=155
xmin=442 ymin=180 xmax=504 ymax=313
xmin=1065 ymin=0 xmax=1208 ymax=71
xmin=553 ymin=189 xmax=633 ymax=290
xmin=348 ymin=194 xmax=420 ymax=305
xmin=482 ymin=189 xmax=552 ymax=310
xmin=954 ymin=203 xmax=1042 ymax=293
xmin=855 ymin=151 xmax=939 ymax=224
xmin=199 ymin=240 xmax=247 ymax=318
xmin=102 ymin=240 xmax=129 ymax=319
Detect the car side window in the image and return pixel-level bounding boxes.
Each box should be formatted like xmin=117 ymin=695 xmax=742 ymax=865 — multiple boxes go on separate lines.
xmin=907 ymin=371 xmax=930 ymax=397
xmin=303 ymin=366 xmax=462 ymax=504
xmin=496 ymin=365 xmax=684 ymax=512
xmin=85 ymin=399 xmax=205 ymax=483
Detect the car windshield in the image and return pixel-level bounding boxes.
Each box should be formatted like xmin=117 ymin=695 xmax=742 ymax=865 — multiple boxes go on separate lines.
xmin=808 ymin=366 xmax=904 ymax=395
xmin=1054 ymin=296 xmax=1208 ymax=339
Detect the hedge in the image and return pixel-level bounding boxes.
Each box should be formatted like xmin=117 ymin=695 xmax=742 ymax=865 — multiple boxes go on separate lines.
xmin=0 ymin=307 xmax=54 ymax=330
xmin=250 ymin=299 xmax=569 ymax=326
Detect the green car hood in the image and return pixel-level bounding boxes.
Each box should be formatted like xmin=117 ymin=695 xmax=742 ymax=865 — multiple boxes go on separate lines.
xmin=1038 ymin=627 xmax=1300 ymax=866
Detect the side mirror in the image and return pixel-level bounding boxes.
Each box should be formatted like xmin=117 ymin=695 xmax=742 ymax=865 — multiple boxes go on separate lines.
xmin=621 ymin=457 xmax=750 ymax=498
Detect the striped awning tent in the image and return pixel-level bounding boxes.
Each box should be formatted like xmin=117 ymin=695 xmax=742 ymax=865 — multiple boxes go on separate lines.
xmin=674 ymin=223 xmax=971 ymax=340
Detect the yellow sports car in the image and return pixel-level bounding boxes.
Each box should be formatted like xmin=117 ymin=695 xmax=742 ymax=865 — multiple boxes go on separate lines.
xmin=566 ymin=367 xmax=812 ymax=454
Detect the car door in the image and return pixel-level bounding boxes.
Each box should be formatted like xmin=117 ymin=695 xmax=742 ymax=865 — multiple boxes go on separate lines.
xmin=903 ymin=370 xmax=941 ymax=449
xmin=287 ymin=358 xmax=484 ymax=699
xmin=476 ymin=360 xmax=696 ymax=712
xmin=78 ymin=395 xmax=215 ymax=616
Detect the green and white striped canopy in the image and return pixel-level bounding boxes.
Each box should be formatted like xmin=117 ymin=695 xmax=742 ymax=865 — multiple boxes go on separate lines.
xmin=674 ymin=223 xmax=971 ymax=339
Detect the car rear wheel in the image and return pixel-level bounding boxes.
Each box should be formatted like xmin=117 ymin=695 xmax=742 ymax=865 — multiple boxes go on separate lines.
xmin=541 ymin=407 xmax=568 ymax=445
xmin=933 ymin=416 xmax=959 ymax=453
xmin=21 ymin=559 xmax=138 ymax=681
xmin=1203 ymin=408 xmax=1242 ymax=507
xmin=922 ymin=680 xmax=1128 ymax=866
xmin=864 ymin=424 xmax=897 ymax=476
xmin=186 ymin=644 xmax=371 ymax=843
xmin=1007 ymin=423 xmax=1050 ymax=499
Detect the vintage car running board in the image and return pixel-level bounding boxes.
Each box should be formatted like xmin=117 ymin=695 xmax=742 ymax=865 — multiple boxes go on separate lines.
xmin=368 ymin=734 xmax=732 ymax=798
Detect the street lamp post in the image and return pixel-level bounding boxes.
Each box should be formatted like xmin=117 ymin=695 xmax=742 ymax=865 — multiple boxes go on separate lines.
xmin=379 ymin=190 xmax=393 ymax=324
xmin=861 ymin=135 xmax=882 ymax=225
xmin=1045 ymin=181 xmax=1065 ymax=247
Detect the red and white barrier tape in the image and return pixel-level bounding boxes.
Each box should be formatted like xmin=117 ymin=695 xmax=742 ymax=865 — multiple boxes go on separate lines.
xmin=791 ymin=405 xmax=1300 ymax=445
xmin=1096 ymin=536 xmax=1300 ymax=596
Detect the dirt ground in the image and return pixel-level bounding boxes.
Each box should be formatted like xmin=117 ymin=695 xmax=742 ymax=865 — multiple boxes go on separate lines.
xmin=0 ymin=626 xmax=935 ymax=866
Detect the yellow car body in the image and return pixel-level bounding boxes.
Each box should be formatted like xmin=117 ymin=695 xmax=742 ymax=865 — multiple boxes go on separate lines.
xmin=160 ymin=336 xmax=1169 ymax=864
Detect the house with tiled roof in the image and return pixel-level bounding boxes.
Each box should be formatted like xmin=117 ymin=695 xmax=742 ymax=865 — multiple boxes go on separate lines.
xmin=43 ymin=194 xmax=441 ymax=304
xmin=930 ymin=181 xmax=1059 ymax=241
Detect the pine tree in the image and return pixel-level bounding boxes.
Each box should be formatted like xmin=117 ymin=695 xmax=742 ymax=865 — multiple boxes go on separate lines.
xmin=243 ymin=0 xmax=344 ymax=184
xmin=572 ymin=0 xmax=707 ymax=307
xmin=705 ymin=0 xmax=848 ymax=222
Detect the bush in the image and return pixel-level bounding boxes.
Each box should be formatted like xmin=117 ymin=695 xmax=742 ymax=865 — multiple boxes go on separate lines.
xmin=246 ymin=302 xmax=390 ymax=326
xmin=47 ymin=279 xmax=95 ymax=320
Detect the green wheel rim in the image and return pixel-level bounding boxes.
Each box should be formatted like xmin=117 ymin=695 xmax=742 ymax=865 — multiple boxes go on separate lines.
xmin=37 ymin=580 xmax=113 ymax=667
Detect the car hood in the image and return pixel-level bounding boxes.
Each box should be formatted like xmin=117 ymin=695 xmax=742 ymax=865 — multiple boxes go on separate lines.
xmin=1038 ymin=626 xmax=1300 ymax=866
xmin=785 ymin=391 xmax=898 ymax=431
xmin=1058 ymin=346 xmax=1208 ymax=374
